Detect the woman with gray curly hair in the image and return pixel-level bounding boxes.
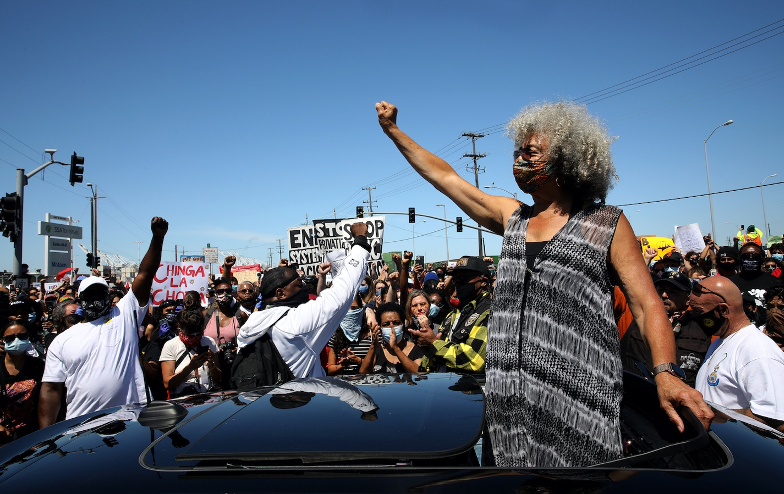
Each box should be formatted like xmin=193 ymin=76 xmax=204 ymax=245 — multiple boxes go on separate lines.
xmin=375 ymin=100 xmax=712 ymax=467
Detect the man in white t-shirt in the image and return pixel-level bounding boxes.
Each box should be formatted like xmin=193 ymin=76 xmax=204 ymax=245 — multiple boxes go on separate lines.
xmin=38 ymin=217 xmax=169 ymax=427
xmin=691 ymin=276 xmax=784 ymax=432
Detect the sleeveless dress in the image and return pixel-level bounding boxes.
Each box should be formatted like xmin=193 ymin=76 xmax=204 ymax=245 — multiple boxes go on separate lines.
xmin=485 ymin=203 xmax=624 ymax=467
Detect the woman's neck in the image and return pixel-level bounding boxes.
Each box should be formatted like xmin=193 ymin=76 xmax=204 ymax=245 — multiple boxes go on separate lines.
xmin=5 ymin=352 xmax=25 ymax=372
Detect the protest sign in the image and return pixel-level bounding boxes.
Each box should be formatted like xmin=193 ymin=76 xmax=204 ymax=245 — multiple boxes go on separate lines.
xmin=151 ymin=262 xmax=210 ymax=306
xmin=639 ymin=236 xmax=675 ymax=261
xmin=674 ymin=223 xmax=706 ymax=253
xmin=287 ymin=225 xmax=320 ymax=276
xmin=181 ymin=255 xmax=205 ymax=263
xmin=219 ymin=264 xmax=261 ymax=285
xmin=311 ymin=216 xmax=386 ymax=273
xmin=44 ymin=282 xmax=60 ymax=293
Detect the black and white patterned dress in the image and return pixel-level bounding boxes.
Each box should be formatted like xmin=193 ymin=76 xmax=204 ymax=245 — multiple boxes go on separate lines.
xmin=485 ymin=203 xmax=624 ymax=467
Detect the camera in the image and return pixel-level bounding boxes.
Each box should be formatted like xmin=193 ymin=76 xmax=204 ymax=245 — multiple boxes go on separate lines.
xmin=219 ymin=340 xmax=238 ymax=365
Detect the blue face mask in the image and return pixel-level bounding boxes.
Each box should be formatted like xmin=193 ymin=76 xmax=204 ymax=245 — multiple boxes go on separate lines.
xmin=27 ymin=312 xmax=37 ymax=323
xmin=341 ymin=308 xmax=364 ymax=341
xmin=381 ymin=325 xmax=404 ymax=344
xmin=428 ymin=304 xmax=440 ymax=317
xmin=4 ymin=336 xmax=31 ymax=355
xmin=772 ymin=254 xmax=783 ymax=262
xmin=358 ymin=285 xmax=369 ymax=295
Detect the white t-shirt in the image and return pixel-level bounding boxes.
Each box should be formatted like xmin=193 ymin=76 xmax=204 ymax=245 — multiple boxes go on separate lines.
xmin=160 ymin=335 xmax=219 ymax=396
xmin=43 ymin=291 xmax=148 ymax=420
xmin=696 ymin=324 xmax=784 ymax=421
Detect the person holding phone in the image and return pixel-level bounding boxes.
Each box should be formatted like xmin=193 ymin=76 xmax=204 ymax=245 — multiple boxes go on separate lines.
xmin=160 ymin=309 xmax=221 ymax=398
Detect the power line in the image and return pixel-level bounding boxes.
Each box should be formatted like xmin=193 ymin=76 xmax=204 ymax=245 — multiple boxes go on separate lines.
xmin=617 ymin=181 xmax=783 ymax=207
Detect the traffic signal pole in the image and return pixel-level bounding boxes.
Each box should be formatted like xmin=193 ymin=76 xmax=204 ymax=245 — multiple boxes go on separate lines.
xmin=4 ymin=150 xmax=84 ymax=277
xmin=14 ymin=169 xmax=24 ymax=277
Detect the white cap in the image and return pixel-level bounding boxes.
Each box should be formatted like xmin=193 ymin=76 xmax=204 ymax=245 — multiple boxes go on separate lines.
xmin=77 ymin=276 xmax=109 ymax=296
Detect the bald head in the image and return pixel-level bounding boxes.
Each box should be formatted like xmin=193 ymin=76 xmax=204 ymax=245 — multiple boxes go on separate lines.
xmin=689 ymin=276 xmax=748 ymax=336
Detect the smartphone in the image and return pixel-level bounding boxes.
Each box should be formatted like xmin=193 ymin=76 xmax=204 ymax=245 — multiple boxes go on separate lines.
xmin=415 ymin=256 xmax=424 ymax=267
xmin=197 ymin=345 xmax=209 ymax=356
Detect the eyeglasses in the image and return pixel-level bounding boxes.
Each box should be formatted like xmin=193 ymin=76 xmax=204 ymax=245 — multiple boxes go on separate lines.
xmin=453 ymin=272 xmax=481 ymax=284
xmin=2 ymin=333 xmax=29 ymax=344
xmin=215 ymin=288 xmax=233 ymax=295
xmin=692 ymin=283 xmax=727 ymax=303
xmin=740 ymin=253 xmax=763 ymax=261
xmin=238 ymin=289 xmax=254 ymax=294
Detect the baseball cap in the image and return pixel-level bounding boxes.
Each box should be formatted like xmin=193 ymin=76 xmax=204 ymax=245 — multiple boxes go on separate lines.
xmin=77 ymin=276 xmax=110 ymax=297
xmin=654 ymin=271 xmax=691 ymax=293
xmin=662 ymin=251 xmax=684 ymax=264
xmin=717 ymin=246 xmax=740 ymax=261
xmin=453 ymin=256 xmax=492 ymax=277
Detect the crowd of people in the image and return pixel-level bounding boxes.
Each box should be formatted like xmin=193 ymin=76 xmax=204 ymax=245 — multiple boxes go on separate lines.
xmin=0 ymin=99 xmax=782 ymax=469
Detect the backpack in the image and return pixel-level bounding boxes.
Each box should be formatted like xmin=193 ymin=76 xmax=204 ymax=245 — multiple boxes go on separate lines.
xmin=229 ymin=310 xmax=294 ymax=391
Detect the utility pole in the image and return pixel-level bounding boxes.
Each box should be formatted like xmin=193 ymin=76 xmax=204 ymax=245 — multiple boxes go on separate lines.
xmin=277 ymin=239 xmax=284 ymax=262
xmin=303 ymin=213 xmax=309 ymax=226
xmin=135 ymin=241 xmax=143 ymax=264
xmin=333 ymin=208 xmax=337 ymax=219
xmin=463 ymin=132 xmax=486 ymax=257
xmin=268 ymin=247 xmax=274 ymax=267
xmin=362 ymin=186 xmax=377 ymax=216
xmin=85 ymin=183 xmax=104 ymax=269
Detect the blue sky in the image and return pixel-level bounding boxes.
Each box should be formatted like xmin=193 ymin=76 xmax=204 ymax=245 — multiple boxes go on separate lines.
xmin=2 ymin=1 xmax=783 ymax=275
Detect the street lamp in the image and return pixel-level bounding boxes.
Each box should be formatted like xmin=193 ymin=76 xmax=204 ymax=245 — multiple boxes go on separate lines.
xmin=413 ymin=219 xmax=426 ymax=253
xmin=436 ymin=204 xmax=449 ymax=263
xmin=483 ymin=182 xmax=518 ymax=199
xmin=703 ymin=120 xmax=733 ymax=241
xmin=761 ymin=173 xmax=777 ymax=245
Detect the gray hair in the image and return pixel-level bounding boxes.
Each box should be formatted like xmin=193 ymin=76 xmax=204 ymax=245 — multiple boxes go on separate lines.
xmin=52 ymin=299 xmax=78 ymax=332
xmin=506 ymin=101 xmax=618 ymax=203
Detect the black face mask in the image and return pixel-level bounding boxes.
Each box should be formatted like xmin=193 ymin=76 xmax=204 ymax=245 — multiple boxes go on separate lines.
xmin=454 ymin=282 xmax=479 ymax=307
xmin=695 ymin=307 xmax=726 ymax=336
xmin=81 ymin=299 xmax=112 ymax=322
xmin=271 ymin=287 xmax=310 ymax=308
xmin=740 ymin=258 xmax=762 ymax=274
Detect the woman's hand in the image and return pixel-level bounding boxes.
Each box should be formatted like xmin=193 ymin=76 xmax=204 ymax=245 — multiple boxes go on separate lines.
xmin=189 ymin=349 xmax=212 ymax=370
xmin=376 ymin=101 xmax=398 ymax=134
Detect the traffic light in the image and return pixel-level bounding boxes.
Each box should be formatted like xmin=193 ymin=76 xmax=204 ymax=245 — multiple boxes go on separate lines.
xmin=95 ymin=256 xmax=101 ymax=267
xmin=456 ymin=216 xmax=463 ymax=232
xmin=69 ymin=152 xmax=84 ymax=186
xmin=0 ymin=192 xmax=20 ymax=241
xmin=356 ymin=206 xmax=364 ymax=218
xmin=408 ymin=207 xmax=415 ymax=223
xmin=86 ymin=253 xmax=93 ymax=267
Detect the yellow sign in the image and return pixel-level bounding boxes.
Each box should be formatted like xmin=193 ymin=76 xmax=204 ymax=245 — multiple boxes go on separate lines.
xmin=639 ymin=236 xmax=674 ymax=262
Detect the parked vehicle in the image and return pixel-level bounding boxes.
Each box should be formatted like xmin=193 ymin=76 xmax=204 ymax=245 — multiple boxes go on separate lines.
xmin=0 ymin=372 xmax=781 ymax=492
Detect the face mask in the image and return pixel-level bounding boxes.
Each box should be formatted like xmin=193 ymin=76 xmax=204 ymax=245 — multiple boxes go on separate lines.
xmin=664 ymin=266 xmax=679 ymax=273
xmin=179 ymin=332 xmax=202 ymax=348
xmin=232 ymin=285 xmax=238 ymax=292
xmin=81 ymin=299 xmax=112 ymax=322
xmin=772 ymin=254 xmax=783 ymax=262
xmin=513 ymin=159 xmax=556 ymax=193
xmin=359 ymin=285 xmax=369 ymax=295
xmin=381 ymin=325 xmax=404 ymax=344
xmin=341 ymin=308 xmax=363 ymax=342
xmin=741 ymin=259 xmax=762 ymax=273
xmin=273 ymin=287 xmax=310 ymax=308
xmin=455 ymin=282 xmax=478 ymax=307
xmin=695 ymin=308 xmax=726 ymax=336
xmin=28 ymin=312 xmax=37 ymax=323
xmin=215 ymin=292 xmax=233 ymax=307
xmin=428 ymin=304 xmax=440 ymax=317
xmin=3 ymin=336 xmax=31 ymax=355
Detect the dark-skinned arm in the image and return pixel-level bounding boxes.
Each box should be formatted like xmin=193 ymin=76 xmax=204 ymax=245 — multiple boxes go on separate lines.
xmin=132 ymin=217 xmax=169 ymax=306
xmin=38 ymin=382 xmax=64 ymax=429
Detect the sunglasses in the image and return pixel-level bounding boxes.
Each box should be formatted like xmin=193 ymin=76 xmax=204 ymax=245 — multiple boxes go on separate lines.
xmin=215 ymin=288 xmax=233 ymax=295
xmin=740 ymin=253 xmax=763 ymax=261
xmin=238 ymin=289 xmax=254 ymax=294
xmin=692 ymin=283 xmax=727 ymax=303
xmin=2 ymin=333 xmax=29 ymax=344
